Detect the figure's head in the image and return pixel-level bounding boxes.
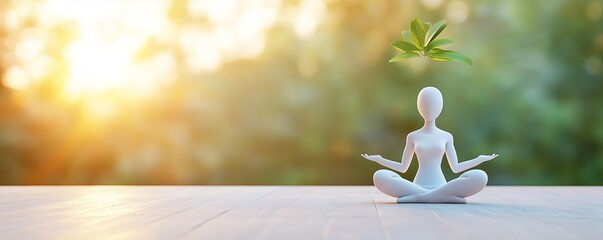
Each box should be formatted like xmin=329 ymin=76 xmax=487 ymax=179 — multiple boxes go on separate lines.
xmin=417 ymin=86 xmax=443 ymax=121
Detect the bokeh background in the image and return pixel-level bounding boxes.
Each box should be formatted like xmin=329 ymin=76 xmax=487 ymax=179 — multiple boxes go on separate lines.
xmin=0 ymin=0 xmax=602 ymax=185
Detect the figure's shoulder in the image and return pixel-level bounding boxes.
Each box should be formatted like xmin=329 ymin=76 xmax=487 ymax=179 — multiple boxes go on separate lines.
xmin=439 ymin=129 xmax=453 ymax=140
xmin=407 ymin=130 xmax=420 ymax=138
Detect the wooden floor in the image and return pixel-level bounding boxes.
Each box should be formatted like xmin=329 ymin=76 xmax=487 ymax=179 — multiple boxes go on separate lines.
xmin=0 ymin=186 xmax=601 ymax=240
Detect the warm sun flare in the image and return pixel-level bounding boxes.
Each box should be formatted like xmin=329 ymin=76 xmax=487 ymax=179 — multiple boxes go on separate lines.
xmin=2 ymin=0 xmax=291 ymax=103
xmin=54 ymin=0 xmax=175 ymax=100
xmin=64 ymin=40 xmax=139 ymax=98
xmin=0 ymin=0 xmax=329 ymax=126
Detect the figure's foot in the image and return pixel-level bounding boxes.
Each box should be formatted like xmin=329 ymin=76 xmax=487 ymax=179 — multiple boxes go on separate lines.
xmin=396 ymin=194 xmax=423 ymax=203
xmin=426 ymin=195 xmax=466 ymax=204
xmin=397 ymin=193 xmax=466 ymax=204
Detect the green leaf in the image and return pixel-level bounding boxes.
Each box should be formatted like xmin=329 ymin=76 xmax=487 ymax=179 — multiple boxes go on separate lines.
xmin=425 ymin=19 xmax=446 ymax=44
xmin=421 ymin=22 xmax=431 ymax=32
xmin=431 ymin=23 xmax=447 ymax=43
xmin=425 ymin=38 xmax=453 ymax=52
xmin=389 ymin=52 xmax=420 ymax=62
xmin=391 ymin=40 xmax=419 ymax=52
xmin=427 ymin=49 xmax=473 ymax=65
xmin=401 ymin=30 xmax=412 ymax=42
xmin=410 ymin=19 xmax=427 ymax=49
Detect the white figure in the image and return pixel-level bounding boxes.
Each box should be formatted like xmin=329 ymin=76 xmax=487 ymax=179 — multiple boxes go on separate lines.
xmin=362 ymin=86 xmax=498 ymax=203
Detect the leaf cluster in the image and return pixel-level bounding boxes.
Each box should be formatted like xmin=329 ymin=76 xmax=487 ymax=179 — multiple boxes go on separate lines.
xmin=390 ymin=19 xmax=472 ymax=65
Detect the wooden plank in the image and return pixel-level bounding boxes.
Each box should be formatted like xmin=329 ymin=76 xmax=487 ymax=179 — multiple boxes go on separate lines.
xmin=0 ymin=186 xmax=601 ymax=240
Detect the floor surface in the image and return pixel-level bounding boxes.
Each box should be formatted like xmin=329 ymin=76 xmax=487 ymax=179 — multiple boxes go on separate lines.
xmin=0 ymin=186 xmax=601 ymax=239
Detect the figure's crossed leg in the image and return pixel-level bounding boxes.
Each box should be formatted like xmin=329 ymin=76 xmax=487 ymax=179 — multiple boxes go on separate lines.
xmin=374 ymin=169 xmax=488 ymax=204
xmin=373 ymin=169 xmax=428 ymax=198
xmin=428 ymin=169 xmax=488 ymax=198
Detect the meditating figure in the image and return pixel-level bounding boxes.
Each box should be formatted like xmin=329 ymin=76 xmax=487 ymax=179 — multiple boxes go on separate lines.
xmin=362 ymin=86 xmax=498 ymax=203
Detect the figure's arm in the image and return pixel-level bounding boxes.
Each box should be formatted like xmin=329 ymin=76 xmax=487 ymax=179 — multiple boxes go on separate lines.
xmin=445 ymin=134 xmax=498 ymax=173
xmin=361 ymin=134 xmax=414 ymax=173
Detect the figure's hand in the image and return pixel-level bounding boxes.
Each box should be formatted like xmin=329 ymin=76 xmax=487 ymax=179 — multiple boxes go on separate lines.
xmin=361 ymin=153 xmax=383 ymax=162
xmin=476 ymin=154 xmax=498 ymax=163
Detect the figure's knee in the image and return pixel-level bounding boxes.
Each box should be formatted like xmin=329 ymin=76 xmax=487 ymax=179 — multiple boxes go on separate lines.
xmin=462 ymin=169 xmax=488 ymax=186
xmin=444 ymin=170 xmax=488 ymax=198
xmin=373 ymin=169 xmax=399 ymax=185
xmin=373 ymin=169 xmax=410 ymax=198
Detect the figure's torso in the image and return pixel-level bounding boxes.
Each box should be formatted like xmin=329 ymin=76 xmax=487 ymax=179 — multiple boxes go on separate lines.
xmin=409 ymin=129 xmax=450 ymax=188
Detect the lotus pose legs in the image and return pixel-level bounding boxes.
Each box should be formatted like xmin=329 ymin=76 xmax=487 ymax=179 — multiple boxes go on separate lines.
xmin=372 ymin=169 xmax=429 ymax=197
xmin=362 ymin=87 xmax=497 ymax=203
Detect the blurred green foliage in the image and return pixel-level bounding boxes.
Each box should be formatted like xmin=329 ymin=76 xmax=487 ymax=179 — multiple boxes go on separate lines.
xmin=0 ymin=0 xmax=602 ymax=185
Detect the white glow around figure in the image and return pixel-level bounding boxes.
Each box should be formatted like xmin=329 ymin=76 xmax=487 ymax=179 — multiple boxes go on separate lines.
xmin=362 ymin=86 xmax=498 ymax=203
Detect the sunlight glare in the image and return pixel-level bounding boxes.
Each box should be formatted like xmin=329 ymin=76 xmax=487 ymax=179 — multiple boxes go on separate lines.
xmin=35 ymin=0 xmax=174 ymax=100
xmin=4 ymin=0 xmax=284 ymax=97
xmin=3 ymin=66 xmax=30 ymax=91
xmin=3 ymin=0 xmax=289 ymax=125
xmin=294 ymin=0 xmax=326 ymax=40
xmin=63 ymin=37 xmax=143 ymax=98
